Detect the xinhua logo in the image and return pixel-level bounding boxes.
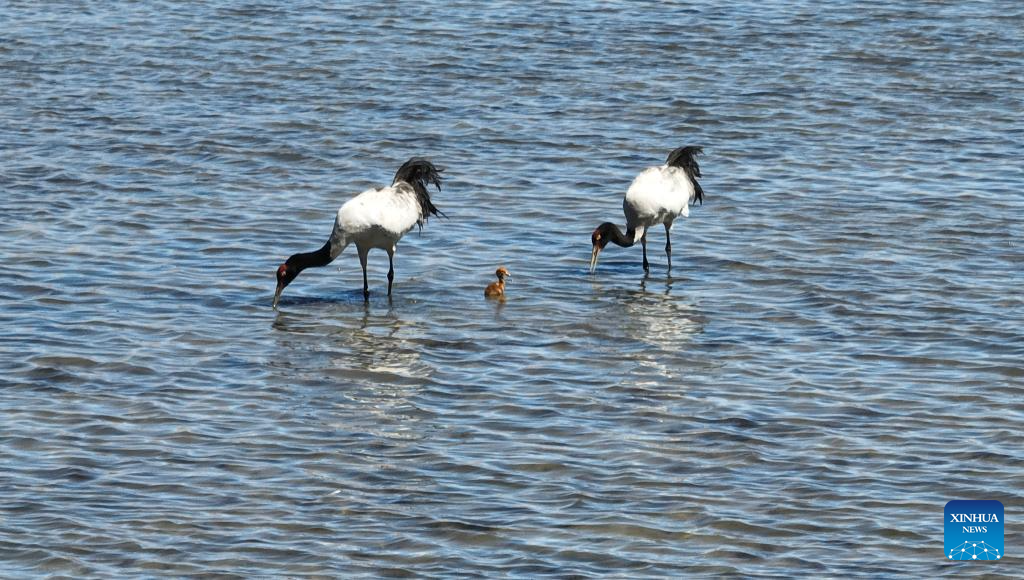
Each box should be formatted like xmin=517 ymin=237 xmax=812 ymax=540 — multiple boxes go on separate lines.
xmin=945 ymin=500 xmax=1003 ymax=561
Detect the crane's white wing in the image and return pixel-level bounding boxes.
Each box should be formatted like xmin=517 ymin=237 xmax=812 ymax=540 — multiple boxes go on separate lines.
xmin=622 ymin=166 xmax=696 ymax=227
xmin=330 ymin=184 xmax=422 ymax=253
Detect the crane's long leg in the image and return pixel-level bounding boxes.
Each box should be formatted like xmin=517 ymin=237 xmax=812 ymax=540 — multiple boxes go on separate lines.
xmin=664 ymin=222 xmax=672 ymax=272
xmin=358 ymin=246 xmax=370 ymax=300
xmin=386 ymin=246 xmax=395 ymax=296
xmin=641 ymin=231 xmax=649 ymax=273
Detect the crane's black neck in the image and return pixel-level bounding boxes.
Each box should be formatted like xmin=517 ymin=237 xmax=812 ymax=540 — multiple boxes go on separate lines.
xmin=286 ymin=240 xmax=333 ymax=273
xmin=598 ymin=223 xmax=638 ymax=248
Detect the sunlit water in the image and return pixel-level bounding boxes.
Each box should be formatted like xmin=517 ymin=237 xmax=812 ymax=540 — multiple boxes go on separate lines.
xmin=2 ymin=1 xmax=1022 ymax=576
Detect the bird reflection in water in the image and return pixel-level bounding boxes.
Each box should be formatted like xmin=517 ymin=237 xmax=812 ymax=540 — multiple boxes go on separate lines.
xmin=588 ymin=275 xmax=705 ymax=350
xmin=270 ymin=302 xmax=432 ymax=453
xmin=271 ymin=301 xmax=429 ymax=381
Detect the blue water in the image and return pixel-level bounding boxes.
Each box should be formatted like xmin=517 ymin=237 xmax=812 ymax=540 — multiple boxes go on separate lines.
xmin=2 ymin=1 xmax=1022 ymax=576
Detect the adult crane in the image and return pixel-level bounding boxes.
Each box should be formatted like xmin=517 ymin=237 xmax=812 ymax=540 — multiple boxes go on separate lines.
xmin=589 ymin=146 xmax=704 ymax=273
xmin=273 ymin=157 xmax=444 ymax=308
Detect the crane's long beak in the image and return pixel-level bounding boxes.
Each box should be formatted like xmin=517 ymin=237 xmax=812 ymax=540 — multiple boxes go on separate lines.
xmin=589 ymin=245 xmax=601 ymax=273
xmin=273 ymin=282 xmax=284 ymax=309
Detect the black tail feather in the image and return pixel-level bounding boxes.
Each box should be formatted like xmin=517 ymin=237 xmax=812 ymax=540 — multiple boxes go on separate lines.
xmin=665 ymin=145 xmax=704 ymax=205
xmin=393 ymin=157 xmax=446 ymax=224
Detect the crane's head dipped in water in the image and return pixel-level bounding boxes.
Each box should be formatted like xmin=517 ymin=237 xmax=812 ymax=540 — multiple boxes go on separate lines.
xmin=272 ymin=240 xmax=333 ymax=309
xmin=273 ymin=262 xmax=299 ymax=309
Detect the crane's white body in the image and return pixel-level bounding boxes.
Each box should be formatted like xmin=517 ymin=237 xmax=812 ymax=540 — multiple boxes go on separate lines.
xmin=327 ymin=182 xmax=423 ymax=259
xmin=621 ymin=164 xmax=698 ymax=243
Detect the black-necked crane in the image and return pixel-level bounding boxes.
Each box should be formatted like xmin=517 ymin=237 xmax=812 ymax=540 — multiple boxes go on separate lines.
xmin=273 ymin=157 xmax=444 ymax=308
xmin=484 ymin=266 xmax=511 ymax=299
xmin=589 ymin=146 xmax=704 ymax=273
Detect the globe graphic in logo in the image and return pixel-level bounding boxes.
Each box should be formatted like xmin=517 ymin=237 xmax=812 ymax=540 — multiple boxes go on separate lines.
xmin=948 ymin=541 xmax=1001 ymax=560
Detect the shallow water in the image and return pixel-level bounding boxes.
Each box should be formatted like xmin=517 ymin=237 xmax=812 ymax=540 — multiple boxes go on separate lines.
xmin=2 ymin=0 xmax=1022 ymax=576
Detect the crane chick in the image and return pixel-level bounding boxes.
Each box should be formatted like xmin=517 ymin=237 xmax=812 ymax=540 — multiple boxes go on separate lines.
xmin=484 ymin=267 xmax=511 ymax=299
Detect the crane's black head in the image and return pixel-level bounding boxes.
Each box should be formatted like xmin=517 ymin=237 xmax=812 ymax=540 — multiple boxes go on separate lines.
xmin=590 ymin=223 xmax=615 ymax=272
xmin=272 ymin=241 xmax=334 ymax=309
xmin=273 ymin=261 xmax=299 ymax=309
xmin=591 ymin=223 xmax=615 ymax=250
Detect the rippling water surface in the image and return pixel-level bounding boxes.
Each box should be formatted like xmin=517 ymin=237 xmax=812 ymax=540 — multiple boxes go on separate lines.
xmin=2 ymin=1 xmax=1022 ymax=576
